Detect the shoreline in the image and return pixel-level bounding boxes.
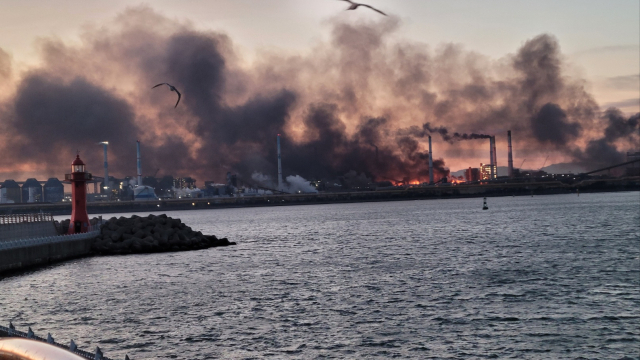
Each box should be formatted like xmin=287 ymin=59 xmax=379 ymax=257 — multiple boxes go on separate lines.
xmin=1 ymin=178 xmax=638 ymax=216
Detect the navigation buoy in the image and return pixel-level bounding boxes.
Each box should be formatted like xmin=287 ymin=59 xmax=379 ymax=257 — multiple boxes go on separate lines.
xmin=482 ymin=197 xmax=488 ymax=210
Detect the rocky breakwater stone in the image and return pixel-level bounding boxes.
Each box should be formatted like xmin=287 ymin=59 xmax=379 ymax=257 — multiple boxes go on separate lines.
xmin=92 ymin=214 xmax=235 ymax=255
xmin=55 ymin=217 xmax=102 ymax=234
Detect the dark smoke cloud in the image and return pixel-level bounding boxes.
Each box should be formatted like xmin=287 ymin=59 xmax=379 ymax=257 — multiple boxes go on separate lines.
xmin=603 ymin=108 xmax=639 ymax=140
xmin=574 ymin=108 xmax=640 ymax=168
xmin=0 ymin=6 xmax=634 ymax=184
xmin=5 ymin=73 xmax=138 ymax=175
xmin=530 ymin=103 xmax=582 ymax=146
xmin=514 ymin=34 xmax=563 ymax=113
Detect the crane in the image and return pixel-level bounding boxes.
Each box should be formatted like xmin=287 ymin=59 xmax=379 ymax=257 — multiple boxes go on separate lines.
xmin=519 ymin=159 xmax=526 ymax=169
xmin=540 ymin=155 xmax=550 ymax=170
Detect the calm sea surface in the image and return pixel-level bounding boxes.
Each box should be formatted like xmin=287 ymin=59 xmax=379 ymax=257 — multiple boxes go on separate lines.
xmin=1 ymin=192 xmax=639 ymax=359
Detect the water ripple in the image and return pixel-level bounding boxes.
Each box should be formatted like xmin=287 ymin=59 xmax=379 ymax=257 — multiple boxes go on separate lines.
xmin=1 ymin=192 xmax=638 ymax=359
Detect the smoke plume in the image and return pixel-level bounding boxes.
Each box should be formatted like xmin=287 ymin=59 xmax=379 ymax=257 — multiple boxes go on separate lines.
xmin=0 ymin=6 xmax=637 ymax=185
xmin=418 ymin=122 xmax=492 ymax=143
xmin=573 ymin=108 xmax=640 ymax=168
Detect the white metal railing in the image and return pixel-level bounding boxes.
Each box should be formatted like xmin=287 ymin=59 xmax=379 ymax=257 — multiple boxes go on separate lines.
xmin=0 ymin=213 xmax=53 ymax=225
xmin=0 ymin=227 xmax=100 ymax=251
xmin=0 ymin=323 xmax=120 ymax=360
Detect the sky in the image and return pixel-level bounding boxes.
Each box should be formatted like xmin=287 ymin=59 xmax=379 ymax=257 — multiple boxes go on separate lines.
xmin=0 ymin=0 xmax=638 ymax=184
xmin=1 ymin=0 xmax=637 ymax=107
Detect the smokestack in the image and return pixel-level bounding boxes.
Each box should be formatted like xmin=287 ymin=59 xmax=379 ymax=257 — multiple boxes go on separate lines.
xmin=99 ymin=141 xmax=109 ymax=194
xmin=136 ymin=140 xmax=142 ymax=186
xmin=492 ymin=136 xmax=498 ymax=178
xmin=489 ymin=136 xmax=494 ymax=179
xmin=428 ymin=136 xmax=434 ymax=184
xmin=507 ymin=130 xmax=513 ymax=178
xmin=277 ymin=134 xmax=283 ymax=191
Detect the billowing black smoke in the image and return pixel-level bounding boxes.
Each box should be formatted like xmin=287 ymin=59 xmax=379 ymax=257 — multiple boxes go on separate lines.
xmin=574 ymin=108 xmax=640 ymax=168
xmin=8 ymin=73 xmax=139 ymax=174
xmin=530 ymin=103 xmax=582 ymax=146
xmin=0 ymin=6 xmax=635 ymax=184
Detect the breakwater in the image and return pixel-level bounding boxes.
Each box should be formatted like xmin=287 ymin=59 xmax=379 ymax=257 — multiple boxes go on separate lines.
xmin=93 ymin=214 xmax=235 ymax=254
xmin=0 ymin=229 xmax=99 ymax=275
xmin=0 ymin=214 xmax=233 ymax=275
xmin=1 ymin=177 xmax=638 ymax=216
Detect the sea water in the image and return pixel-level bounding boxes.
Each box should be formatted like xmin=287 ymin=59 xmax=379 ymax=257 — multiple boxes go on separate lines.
xmin=1 ymin=192 xmax=638 ymax=359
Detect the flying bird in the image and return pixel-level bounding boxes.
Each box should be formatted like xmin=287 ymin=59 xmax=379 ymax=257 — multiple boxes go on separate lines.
xmin=340 ymin=0 xmax=387 ymax=16
xmin=152 ymin=83 xmax=182 ymax=108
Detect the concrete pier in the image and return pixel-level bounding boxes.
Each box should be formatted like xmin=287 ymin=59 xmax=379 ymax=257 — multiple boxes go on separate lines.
xmin=0 ymin=229 xmax=99 ymax=275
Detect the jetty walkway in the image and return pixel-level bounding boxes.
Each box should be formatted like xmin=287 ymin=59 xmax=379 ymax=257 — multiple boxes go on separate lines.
xmin=0 ymin=214 xmax=100 ymax=275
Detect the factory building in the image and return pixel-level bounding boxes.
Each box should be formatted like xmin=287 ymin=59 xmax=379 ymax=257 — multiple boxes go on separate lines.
xmin=480 ymin=163 xmax=497 ymax=180
xmin=465 ymin=167 xmax=481 ymax=182
xmin=1 ymin=180 xmax=21 ymax=203
xmin=21 ymin=178 xmax=43 ymax=203
xmin=174 ymin=177 xmax=197 ymax=189
xmin=43 ymin=178 xmax=65 ymax=203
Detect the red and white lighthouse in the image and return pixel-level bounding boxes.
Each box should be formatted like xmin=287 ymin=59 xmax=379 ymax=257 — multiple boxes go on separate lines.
xmin=65 ymin=154 xmax=92 ymax=234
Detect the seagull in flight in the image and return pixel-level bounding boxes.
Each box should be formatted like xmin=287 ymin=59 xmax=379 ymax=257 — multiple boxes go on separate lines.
xmin=152 ymin=83 xmax=182 ymax=108
xmin=340 ymin=0 xmax=387 ymax=16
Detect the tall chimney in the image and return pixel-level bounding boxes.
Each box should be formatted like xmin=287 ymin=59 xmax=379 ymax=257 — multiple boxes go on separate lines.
xmin=507 ymin=130 xmax=513 ymax=178
xmin=99 ymin=141 xmax=109 ymax=193
xmin=136 ymin=140 xmax=142 ymax=186
xmin=489 ymin=136 xmax=495 ymax=179
xmin=428 ymin=136 xmax=434 ymax=184
xmin=277 ymin=134 xmax=283 ymax=191
xmin=492 ymin=136 xmax=498 ymax=178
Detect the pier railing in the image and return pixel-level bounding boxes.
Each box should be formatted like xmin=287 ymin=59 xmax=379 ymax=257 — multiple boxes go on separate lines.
xmin=0 ymin=226 xmax=100 ymax=250
xmin=0 ymin=213 xmax=53 ymax=225
xmin=0 ymin=322 xmax=127 ymax=360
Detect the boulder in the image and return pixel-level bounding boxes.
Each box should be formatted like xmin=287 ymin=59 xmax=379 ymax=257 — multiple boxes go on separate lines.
xmin=89 ymin=214 xmax=234 ymax=255
xmin=131 ymin=238 xmax=143 ymax=252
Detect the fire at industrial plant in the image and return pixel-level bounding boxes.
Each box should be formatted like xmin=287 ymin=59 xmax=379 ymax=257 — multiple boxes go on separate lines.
xmin=0 ymin=7 xmax=638 ymax=188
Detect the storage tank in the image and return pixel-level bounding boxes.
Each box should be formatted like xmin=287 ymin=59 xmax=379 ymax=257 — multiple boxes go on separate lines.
xmin=43 ymin=178 xmax=64 ymax=203
xmin=1 ymin=180 xmax=22 ymax=203
xmin=21 ymin=178 xmax=43 ymax=203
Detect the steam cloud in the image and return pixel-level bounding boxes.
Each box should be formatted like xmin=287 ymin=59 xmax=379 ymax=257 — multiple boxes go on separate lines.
xmin=250 ymin=172 xmax=318 ymax=193
xmin=0 ymin=6 xmax=637 ymax=185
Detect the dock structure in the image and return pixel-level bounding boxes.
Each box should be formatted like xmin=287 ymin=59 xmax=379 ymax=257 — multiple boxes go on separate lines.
xmin=0 ymin=213 xmax=101 ymax=275
xmin=0 ymin=322 xmax=129 ymax=360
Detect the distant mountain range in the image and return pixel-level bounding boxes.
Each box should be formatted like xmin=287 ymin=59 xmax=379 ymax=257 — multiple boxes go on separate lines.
xmin=451 ymin=162 xmax=588 ymax=177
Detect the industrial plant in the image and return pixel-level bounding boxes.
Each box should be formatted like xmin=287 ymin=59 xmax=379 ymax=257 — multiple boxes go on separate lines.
xmin=1 ymin=133 xmax=638 ymax=207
